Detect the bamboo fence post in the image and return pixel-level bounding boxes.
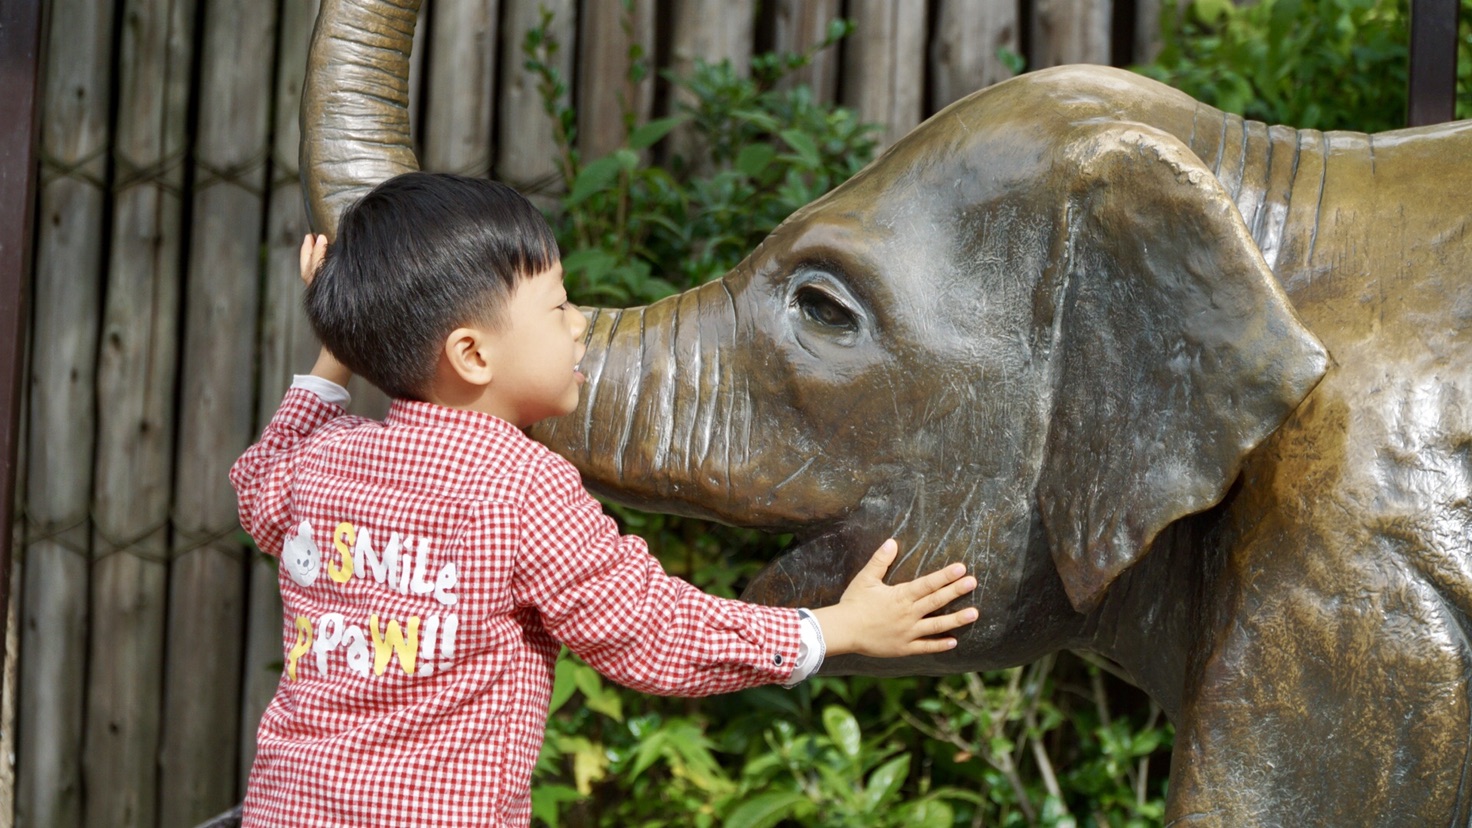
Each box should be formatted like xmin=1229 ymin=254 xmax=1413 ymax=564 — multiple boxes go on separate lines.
xmin=241 ymin=0 xmax=322 ymax=789
xmin=576 ymin=0 xmax=656 ymax=160
xmin=843 ymin=0 xmax=928 ymax=150
xmin=87 ymin=0 xmax=196 ymax=823
xmin=18 ymin=0 xmax=114 ymax=824
xmin=668 ymin=0 xmax=754 ymax=169
xmin=162 ymin=0 xmax=278 ymax=822
xmin=1030 ymin=0 xmax=1114 ymax=68
xmin=930 ymin=0 xmax=1019 ymax=109
xmin=424 ymin=0 xmax=500 ymax=176
xmin=770 ymin=0 xmax=842 ymax=103
xmin=497 ymin=0 xmax=575 ymax=202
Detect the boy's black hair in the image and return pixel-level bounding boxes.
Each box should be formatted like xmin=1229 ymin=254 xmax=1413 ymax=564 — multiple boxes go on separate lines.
xmin=306 ymin=172 xmax=560 ymax=400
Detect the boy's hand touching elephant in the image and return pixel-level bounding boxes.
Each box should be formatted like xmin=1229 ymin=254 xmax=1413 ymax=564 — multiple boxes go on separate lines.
xmin=811 ymin=539 xmax=977 ymax=658
xmin=298 ymin=233 xmax=351 ymax=387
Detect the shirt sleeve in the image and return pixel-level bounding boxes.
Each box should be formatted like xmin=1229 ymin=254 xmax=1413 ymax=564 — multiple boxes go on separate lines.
xmin=229 ymin=385 xmax=347 ymax=559
xmin=787 ymin=608 xmax=826 ymax=686
xmin=511 ymin=454 xmax=803 ymax=696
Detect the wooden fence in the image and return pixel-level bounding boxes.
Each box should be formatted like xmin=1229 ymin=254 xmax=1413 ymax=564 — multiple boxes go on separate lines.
xmin=13 ymin=0 xmax=1166 ymax=825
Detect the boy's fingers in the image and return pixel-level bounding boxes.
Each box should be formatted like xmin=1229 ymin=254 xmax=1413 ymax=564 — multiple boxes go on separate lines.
xmin=298 ymin=235 xmax=313 ymax=281
xmin=920 ymin=607 xmax=978 ymax=637
xmin=905 ymin=636 xmax=958 ymax=655
xmin=855 ymin=539 xmax=899 ymax=581
xmin=301 ymin=235 xmax=328 ymax=285
xmin=901 ymin=561 xmax=969 ymax=599
xmin=915 ymin=575 xmax=977 ymax=615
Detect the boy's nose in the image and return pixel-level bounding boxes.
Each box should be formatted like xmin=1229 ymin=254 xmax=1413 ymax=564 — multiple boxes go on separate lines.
xmin=571 ymin=307 xmax=590 ymax=339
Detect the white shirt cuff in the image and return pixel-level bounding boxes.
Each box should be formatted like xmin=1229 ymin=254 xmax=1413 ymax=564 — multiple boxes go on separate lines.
xmin=291 ymin=374 xmax=351 ymax=408
xmin=783 ymin=608 xmax=826 ymax=687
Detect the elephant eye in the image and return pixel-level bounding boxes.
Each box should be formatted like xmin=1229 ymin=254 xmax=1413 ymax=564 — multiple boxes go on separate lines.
xmin=794 ymin=285 xmax=859 ymax=332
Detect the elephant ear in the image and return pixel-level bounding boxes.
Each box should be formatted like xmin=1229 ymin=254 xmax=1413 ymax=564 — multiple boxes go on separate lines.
xmin=1037 ymin=123 xmax=1327 ymax=612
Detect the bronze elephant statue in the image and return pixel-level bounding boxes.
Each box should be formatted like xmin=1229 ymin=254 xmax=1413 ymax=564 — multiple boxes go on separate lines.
xmin=301 ymin=0 xmax=1472 ymax=823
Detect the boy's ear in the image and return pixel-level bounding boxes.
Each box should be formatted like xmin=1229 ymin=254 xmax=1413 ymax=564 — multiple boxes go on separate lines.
xmin=443 ymin=326 xmax=494 ymax=386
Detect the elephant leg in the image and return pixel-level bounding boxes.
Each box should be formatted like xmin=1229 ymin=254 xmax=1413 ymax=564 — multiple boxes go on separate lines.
xmin=1166 ymin=533 xmax=1472 ymax=825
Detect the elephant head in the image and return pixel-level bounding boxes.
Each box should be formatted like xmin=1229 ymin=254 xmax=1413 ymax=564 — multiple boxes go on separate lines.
xmin=304 ymin=1 xmax=1472 ymax=820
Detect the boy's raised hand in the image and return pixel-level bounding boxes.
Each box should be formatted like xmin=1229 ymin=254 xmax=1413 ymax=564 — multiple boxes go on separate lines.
xmin=811 ymin=539 xmax=978 ymax=659
xmin=300 ymin=233 xmax=328 ymax=285
xmin=298 ymin=233 xmax=351 ymax=387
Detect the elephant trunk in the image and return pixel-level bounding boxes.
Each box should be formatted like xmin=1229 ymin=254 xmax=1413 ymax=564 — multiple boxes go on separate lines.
xmin=532 ymin=279 xmax=750 ymax=524
xmin=301 ymin=0 xmax=422 ymax=238
xmin=301 ymin=0 xmax=752 ymax=520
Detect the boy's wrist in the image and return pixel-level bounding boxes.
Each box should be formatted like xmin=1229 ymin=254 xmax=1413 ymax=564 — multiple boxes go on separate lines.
xmin=808 ymin=605 xmax=855 ymax=657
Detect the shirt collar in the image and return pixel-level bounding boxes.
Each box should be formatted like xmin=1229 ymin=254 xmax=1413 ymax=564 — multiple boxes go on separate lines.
xmin=385 ymin=398 xmax=526 ymax=437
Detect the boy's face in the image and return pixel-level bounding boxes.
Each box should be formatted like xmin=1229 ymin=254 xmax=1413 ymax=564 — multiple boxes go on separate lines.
xmin=483 ymin=263 xmax=588 ymax=427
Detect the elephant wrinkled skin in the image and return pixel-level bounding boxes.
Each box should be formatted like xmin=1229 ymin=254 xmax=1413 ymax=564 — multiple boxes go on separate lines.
xmin=302 ymin=1 xmax=1472 ymax=823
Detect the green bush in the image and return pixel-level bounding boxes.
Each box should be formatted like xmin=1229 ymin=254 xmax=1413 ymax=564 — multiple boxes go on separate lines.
xmin=521 ymin=9 xmax=1172 ymax=827
xmin=1135 ymin=0 xmax=1472 ymax=132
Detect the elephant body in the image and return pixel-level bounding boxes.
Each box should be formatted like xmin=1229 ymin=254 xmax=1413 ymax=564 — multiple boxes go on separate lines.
xmin=300 ymin=3 xmax=1472 ymax=820
xmin=964 ymin=69 xmax=1472 ymax=823
xmin=534 ymin=68 xmax=1472 ymax=824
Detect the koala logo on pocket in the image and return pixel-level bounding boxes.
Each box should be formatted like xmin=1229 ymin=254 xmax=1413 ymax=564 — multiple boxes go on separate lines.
xmin=282 ymin=520 xmax=322 ymax=587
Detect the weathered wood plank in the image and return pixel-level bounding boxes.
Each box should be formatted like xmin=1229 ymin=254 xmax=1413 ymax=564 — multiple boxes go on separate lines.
xmin=670 ymin=0 xmax=753 ymax=79
xmin=1031 ymin=0 xmax=1114 ymax=68
xmin=410 ymin=3 xmax=430 ymax=152
xmin=770 ymin=0 xmax=842 ymax=102
xmin=161 ymin=0 xmax=278 ymax=821
xmin=17 ymin=0 xmax=113 ymax=823
xmin=242 ymin=0 xmax=322 ymax=788
xmin=576 ymin=0 xmax=656 ymax=160
xmin=1134 ymin=0 xmax=1165 ymax=63
xmin=668 ymin=0 xmax=754 ymax=168
xmin=497 ymin=0 xmax=576 ymax=200
xmin=87 ymin=0 xmax=196 ymax=824
xmin=424 ymin=0 xmax=499 ymax=175
xmin=930 ymin=0 xmax=1019 ymax=108
xmin=843 ymin=0 xmax=928 ymax=150
xmin=2 ymin=544 xmax=21 ymax=824
xmin=0 ymin=0 xmax=41 ymax=702
xmin=2 ymin=6 xmax=40 ymax=823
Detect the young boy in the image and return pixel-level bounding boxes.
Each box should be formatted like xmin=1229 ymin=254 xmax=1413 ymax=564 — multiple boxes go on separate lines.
xmin=231 ymin=172 xmax=978 ymax=827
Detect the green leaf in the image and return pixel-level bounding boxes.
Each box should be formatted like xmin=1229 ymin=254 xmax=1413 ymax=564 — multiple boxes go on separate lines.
xmin=862 ymin=754 xmax=911 ymax=810
xmin=778 ymin=128 xmax=821 ymax=167
xmin=1192 ymin=0 xmax=1235 ymax=25
xmin=629 ymin=115 xmax=688 ymax=149
xmin=731 ymin=108 xmax=781 ymax=131
xmin=723 ymin=791 xmax=810 ymax=828
xmin=902 ymin=799 xmax=956 ymax=828
xmin=996 ymin=46 xmax=1027 ymax=75
xmin=736 ymin=144 xmax=776 ymax=178
xmin=561 ymin=248 xmax=617 ymax=282
xmin=572 ymin=662 xmax=623 ymax=721
xmin=548 ymin=652 xmax=578 ymax=715
xmin=529 ymin=784 xmax=582 ymax=828
xmin=822 ymin=705 xmax=862 ymax=760
xmin=566 ymin=154 xmax=626 ymax=206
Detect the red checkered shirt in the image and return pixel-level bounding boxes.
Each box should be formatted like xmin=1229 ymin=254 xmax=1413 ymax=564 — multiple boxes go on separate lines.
xmin=232 ymin=387 xmax=801 ymax=827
